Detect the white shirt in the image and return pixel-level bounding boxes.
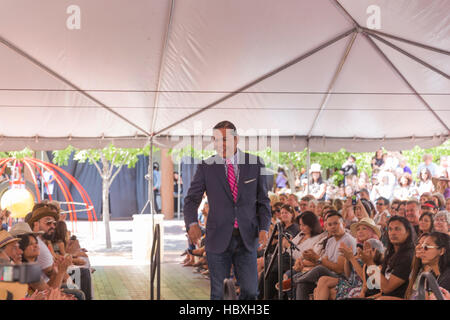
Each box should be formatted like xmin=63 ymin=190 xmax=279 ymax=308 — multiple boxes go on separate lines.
xmin=324 ymin=232 xmax=357 ymax=264
xmin=37 ymin=237 xmax=54 ymax=283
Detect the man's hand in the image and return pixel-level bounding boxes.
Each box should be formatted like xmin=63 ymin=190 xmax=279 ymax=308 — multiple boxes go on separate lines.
xmin=187 ymin=224 xmax=202 ymax=245
xmin=303 ymin=249 xmax=320 ymax=263
xmin=259 ymin=231 xmax=268 ymax=247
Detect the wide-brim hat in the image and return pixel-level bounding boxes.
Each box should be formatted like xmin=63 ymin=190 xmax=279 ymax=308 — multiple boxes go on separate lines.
xmin=309 ymin=163 xmax=321 ymax=173
xmin=350 ymin=217 xmax=381 ymax=239
xmin=0 ymin=230 xmax=20 ymax=249
xmin=27 ymin=207 xmax=59 ymax=227
xmin=9 ymin=222 xmax=44 ymax=237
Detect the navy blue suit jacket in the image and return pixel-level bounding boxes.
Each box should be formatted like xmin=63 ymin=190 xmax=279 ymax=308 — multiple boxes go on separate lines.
xmin=184 ymin=150 xmax=271 ymax=254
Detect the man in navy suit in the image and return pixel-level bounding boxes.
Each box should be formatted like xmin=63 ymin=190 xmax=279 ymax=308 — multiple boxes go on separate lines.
xmin=184 ymin=121 xmax=271 ymax=300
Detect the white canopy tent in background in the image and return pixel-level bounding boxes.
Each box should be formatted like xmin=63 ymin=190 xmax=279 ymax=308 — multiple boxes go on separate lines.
xmin=0 ymin=0 xmax=448 ymax=153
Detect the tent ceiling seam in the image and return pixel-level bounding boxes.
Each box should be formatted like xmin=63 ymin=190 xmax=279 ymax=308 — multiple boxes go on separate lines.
xmin=150 ymin=0 xmax=176 ymax=137
xmin=364 ymin=33 xmax=450 ymax=134
xmin=307 ymin=31 xmax=358 ymax=137
xmin=362 ymin=28 xmax=450 ymax=56
xmin=0 ymin=35 xmax=151 ymax=137
xmin=368 ymin=33 xmax=449 ymax=79
xmin=153 ymin=28 xmax=356 ymax=136
xmin=332 ymin=0 xmax=360 ymax=28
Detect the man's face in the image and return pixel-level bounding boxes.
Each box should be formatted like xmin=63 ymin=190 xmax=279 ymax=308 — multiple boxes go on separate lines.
xmin=4 ymin=241 xmax=22 ymax=263
xmin=376 ymin=200 xmax=387 ymax=214
xmin=405 ymin=203 xmax=419 ymax=225
xmin=287 ymin=196 xmax=298 ymax=208
xmin=38 ymin=216 xmax=57 ymax=240
xmin=299 ymin=200 xmax=309 ymax=213
xmin=388 ymin=220 xmax=409 ymax=246
xmin=326 ymin=215 xmax=344 ymax=237
xmin=213 ymin=128 xmax=238 ymax=159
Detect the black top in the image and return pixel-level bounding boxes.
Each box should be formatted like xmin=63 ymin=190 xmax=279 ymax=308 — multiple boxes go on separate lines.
xmin=437 ymin=267 xmax=450 ymax=292
xmin=382 ymin=247 xmax=415 ymax=298
xmin=283 ymin=223 xmax=300 ymax=239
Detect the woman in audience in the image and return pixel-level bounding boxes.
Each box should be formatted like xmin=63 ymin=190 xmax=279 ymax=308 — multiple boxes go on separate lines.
xmin=393 ymin=173 xmax=417 ymax=201
xmin=371 ymin=149 xmax=385 ymax=171
xmin=434 ymin=211 xmax=449 ymax=235
xmin=358 ymin=239 xmax=386 ymax=299
xmin=259 ymin=205 xmax=300 ymax=299
xmin=309 ymin=164 xmax=327 ymax=201
xmin=52 ymin=221 xmax=86 ymax=266
xmin=279 ymin=212 xmax=327 ymax=294
xmin=432 ymin=193 xmax=446 ymax=211
xmin=420 ymin=192 xmax=433 ymax=206
xmin=417 ymin=168 xmax=435 ymax=196
xmin=418 ymin=212 xmax=434 ymax=238
xmin=404 ymin=232 xmax=450 ymax=300
xmin=376 ymin=216 xmax=416 ymax=299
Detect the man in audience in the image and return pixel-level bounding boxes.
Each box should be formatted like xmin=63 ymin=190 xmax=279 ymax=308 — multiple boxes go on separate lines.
xmin=421 ymin=200 xmax=438 ymax=216
xmin=0 ymin=230 xmax=22 ymax=264
xmin=405 ymin=200 xmax=421 ymax=237
xmin=27 ymin=206 xmax=86 ymax=299
xmin=294 ymin=211 xmax=357 ymax=300
xmin=417 ymin=154 xmax=439 ymax=178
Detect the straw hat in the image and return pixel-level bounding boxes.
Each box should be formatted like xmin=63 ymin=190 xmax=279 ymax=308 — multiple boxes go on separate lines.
xmin=350 ymin=217 xmax=381 ymax=239
xmin=0 ymin=230 xmax=20 ymax=249
xmin=27 ymin=207 xmax=59 ymax=227
xmin=309 ymin=163 xmax=321 ymax=173
xmin=9 ymin=222 xmax=44 ymax=237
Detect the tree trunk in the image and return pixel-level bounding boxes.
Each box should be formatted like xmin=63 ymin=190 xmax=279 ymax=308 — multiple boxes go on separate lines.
xmin=101 ymin=155 xmax=112 ymax=249
xmin=287 ymin=163 xmax=298 ymax=193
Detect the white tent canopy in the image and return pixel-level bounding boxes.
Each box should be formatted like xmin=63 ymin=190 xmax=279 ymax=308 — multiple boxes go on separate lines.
xmin=0 ymin=0 xmax=448 ymax=152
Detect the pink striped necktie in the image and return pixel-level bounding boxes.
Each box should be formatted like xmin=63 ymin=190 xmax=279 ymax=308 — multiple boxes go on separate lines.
xmin=226 ymin=158 xmax=239 ymax=228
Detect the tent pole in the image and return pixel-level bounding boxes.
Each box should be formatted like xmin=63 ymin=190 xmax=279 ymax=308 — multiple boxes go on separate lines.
xmin=364 ymin=34 xmax=450 ymax=134
xmin=177 ymin=161 xmax=181 ymax=220
xmin=154 ymin=28 xmax=356 ymax=136
xmin=306 ymin=139 xmax=310 ymax=195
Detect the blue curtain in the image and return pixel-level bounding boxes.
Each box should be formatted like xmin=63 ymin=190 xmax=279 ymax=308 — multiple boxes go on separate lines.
xmin=47 ymin=152 xmax=151 ymax=220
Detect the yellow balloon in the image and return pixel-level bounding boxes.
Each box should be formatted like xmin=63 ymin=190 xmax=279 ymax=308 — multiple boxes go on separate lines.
xmin=1 ymin=188 xmax=35 ymax=219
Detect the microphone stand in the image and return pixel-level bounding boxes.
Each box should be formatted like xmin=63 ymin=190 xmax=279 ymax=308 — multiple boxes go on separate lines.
xmin=279 ymin=231 xmax=300 ymax=300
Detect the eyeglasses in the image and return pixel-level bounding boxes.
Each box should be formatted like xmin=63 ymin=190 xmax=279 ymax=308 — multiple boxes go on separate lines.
xmin=418 ymin=243 xmax=439 ymax=251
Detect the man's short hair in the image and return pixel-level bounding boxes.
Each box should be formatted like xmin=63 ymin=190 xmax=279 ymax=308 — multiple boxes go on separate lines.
xmin=324 ymin=210 xmax=343 ymax=221
xmin=406 ymin=199 xmax=420 ymax=208
xmin=301 ymin=195 xmax=314 ymax=202
xmin=213 ymin=121 xmax=237 ymax=136
xmin=376 ymin=197 xmax=390 ymax=206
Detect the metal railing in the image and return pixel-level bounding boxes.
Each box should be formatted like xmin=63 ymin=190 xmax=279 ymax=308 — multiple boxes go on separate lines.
xmin=417 ymin=272 xmax=445 ymax=300
xmin=150 ymin=223 xmax=161 ymax=300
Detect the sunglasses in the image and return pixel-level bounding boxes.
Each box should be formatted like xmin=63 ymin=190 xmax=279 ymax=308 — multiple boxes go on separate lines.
xmin=418 ymin=243 xmax=439 ymax=251
xmin=45 ymin=221 xmax=56 ymax=226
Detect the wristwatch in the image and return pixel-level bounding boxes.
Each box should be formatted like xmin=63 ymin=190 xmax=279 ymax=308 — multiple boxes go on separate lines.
xmin=317 ymin=256 xmax=323 ymax=264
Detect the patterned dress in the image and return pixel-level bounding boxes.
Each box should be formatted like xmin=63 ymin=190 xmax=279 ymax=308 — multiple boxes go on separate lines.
xmin=335 ymin=258 xmax=364 ymax=300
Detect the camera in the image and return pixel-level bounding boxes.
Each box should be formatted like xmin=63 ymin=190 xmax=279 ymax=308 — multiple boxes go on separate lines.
xmin=351 ymin=192 xmax=360 ymax=206
xmin=0 ymin=263 xmax=41 ymax=284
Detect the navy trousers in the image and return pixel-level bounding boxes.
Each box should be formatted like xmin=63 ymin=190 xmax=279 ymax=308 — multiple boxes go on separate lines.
xmin=206 ymin=232 xmax=258 ymax=300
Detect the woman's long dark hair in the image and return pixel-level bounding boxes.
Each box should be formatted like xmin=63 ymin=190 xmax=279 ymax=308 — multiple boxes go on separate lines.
xmin=18 ymin=234 xmax=38 ymax=263
xmin=53 ymin=221 xmax=68 ymax=247
xmin=382 ymin=216 xmax=416 ymax=274
xmin=405 ymin=232 xmax=450 ymax=299
xmin=299 ymin=211 xmax=323 ymax=237
xmin=418 ymin=212 xmax=434 ymax=236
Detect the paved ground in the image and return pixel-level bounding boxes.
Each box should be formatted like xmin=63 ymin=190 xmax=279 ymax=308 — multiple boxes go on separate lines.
xmin=73 ymin=218 xmax=210 ymax=300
